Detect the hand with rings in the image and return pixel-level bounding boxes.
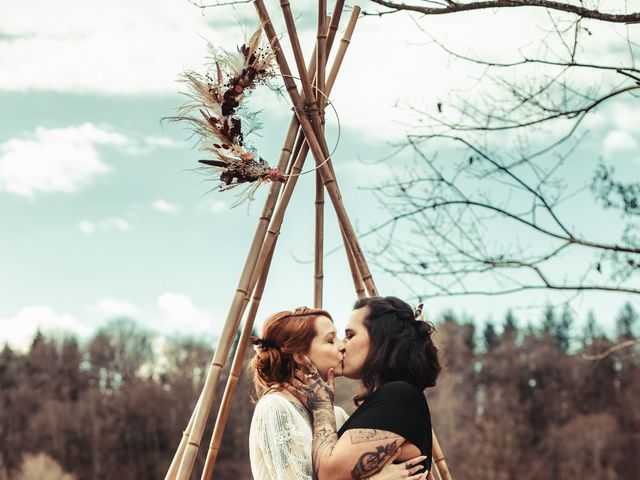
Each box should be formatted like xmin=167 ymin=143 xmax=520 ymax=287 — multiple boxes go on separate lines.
xmin=285 ymin=355 xmax=335 ymax=412
xmin=368 ymin=449 xmax=431 ymax=480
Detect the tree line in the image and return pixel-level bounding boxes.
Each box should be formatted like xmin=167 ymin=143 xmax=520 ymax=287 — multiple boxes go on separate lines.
xmin=1 ymin=303 xmax=638 ymax=479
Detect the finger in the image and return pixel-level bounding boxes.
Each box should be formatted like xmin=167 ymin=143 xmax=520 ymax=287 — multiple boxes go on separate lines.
xmin=426 ymin=471 xmax=435 ymax=480
xmin=284 ymin=384 xmax=303 ymax=398
xmin=404 ymin=455 xmax=427 ymax=468
xmin=407 ymin=464 xmax=425 ymax=475
xmin=300 ymin=355 xmax=319 ymax=375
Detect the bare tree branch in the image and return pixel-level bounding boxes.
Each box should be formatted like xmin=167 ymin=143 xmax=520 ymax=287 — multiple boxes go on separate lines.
xmin=582 ymin=339 xmax=639 ymax=360
xmin=367 ymin=0 xmax=640 ymax=23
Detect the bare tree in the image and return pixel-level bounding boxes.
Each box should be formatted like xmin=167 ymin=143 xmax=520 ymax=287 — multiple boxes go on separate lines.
xmin=358 ymin=1 xmax=640 ymax=300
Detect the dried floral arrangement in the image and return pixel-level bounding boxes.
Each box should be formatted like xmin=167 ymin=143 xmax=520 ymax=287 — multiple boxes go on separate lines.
xmin=174 ymin=28 xmax=284 ymax=204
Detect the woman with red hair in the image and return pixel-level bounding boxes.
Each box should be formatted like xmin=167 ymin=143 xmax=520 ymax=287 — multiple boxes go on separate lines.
xmin=248 ymin=307 xmax=428 ymax=480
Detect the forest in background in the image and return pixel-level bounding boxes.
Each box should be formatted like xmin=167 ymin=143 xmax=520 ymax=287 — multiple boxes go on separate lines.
xmin=1 ymin=303 xmax=638 ymax=480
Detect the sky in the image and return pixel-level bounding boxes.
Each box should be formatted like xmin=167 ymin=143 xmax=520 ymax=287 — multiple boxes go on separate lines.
xmin=1 ymin=0 xmax=638 ymax=351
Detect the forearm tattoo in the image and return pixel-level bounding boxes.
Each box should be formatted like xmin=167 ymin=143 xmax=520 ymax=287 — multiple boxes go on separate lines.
xmin=350 ymin=440 xmax=400 ymax=480
xmin=311 ymin=405 xmax=338 ymax=478
xmin=349 ymin=429 xmax=399 ymax=445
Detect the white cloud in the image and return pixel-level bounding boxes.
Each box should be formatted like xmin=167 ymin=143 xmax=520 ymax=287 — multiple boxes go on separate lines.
xmin=0 ymin=306 xmax=91 ymax=352
xmin=195 ymin=198 xmax=227 ymax=214
xmin=152 ymin=198 xmax=180 ymax=213
xmin=156 ymin=292 xmax=215 ymax=333
xmin=0 ymin=0 xmax=244 ymax=94
xmin=94 ymin=298 xmax=139 ymax=318
xmin=0 ymin=123 xmax=132 ymax=198
xmin=603 ymin=130 xmax=639 ymax=155
xmin=144 ymin=136 xmax=180 ymax=148
xmin=0 ymin=0 xmax=633 ymax=147
xmin=78 ymin=217 xmax=131 ymax=235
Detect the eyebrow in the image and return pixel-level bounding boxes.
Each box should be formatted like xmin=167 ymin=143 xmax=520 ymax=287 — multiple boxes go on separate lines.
xmin=323 ymin=330 xmax=336 ymax=339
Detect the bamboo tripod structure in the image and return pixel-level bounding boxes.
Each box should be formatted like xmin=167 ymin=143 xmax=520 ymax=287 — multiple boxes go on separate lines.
xmin=166 ymin=2 xmax=452 ymax=479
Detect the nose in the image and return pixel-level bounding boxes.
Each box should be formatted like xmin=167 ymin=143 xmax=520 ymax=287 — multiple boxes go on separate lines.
xmin=338 ymin=340 xmax=346 ymax=353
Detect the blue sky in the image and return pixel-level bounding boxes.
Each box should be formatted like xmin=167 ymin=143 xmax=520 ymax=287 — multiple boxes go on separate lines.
xmin=1 ymin=0 xmax=638 ymax=350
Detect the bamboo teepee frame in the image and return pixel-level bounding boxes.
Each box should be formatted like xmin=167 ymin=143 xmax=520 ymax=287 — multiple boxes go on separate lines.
xmin=166 ymin=2 xmax=452 ymax=479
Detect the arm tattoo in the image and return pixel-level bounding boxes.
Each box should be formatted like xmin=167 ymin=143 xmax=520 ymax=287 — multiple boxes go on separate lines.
xmin=350 ymin=440 xmax=400 ymax=480
xmin=349 ymin=429 xmax=399 ymax=445
xmin=304 ymin=378 xmax=334 ymax=411
xmin=311 ymin=405 xmax=339 ymax=478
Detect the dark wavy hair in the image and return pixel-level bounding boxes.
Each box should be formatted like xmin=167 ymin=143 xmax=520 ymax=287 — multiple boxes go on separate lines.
xmin=353 ymin=296 xmax=441 ymax=404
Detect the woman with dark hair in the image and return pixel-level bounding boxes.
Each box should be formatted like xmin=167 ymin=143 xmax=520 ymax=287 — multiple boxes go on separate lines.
xmin=248 ymin=306 xmax=429 ymax=480
xmin=286 ymin=296 xmax=441 ymax=480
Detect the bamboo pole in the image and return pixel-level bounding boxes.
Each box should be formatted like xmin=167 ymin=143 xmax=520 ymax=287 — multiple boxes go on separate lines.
xmin=314 ymin=170 xmax=325 ymax=307
xmin=432 ymin=428 xmax=452 ymax=480
xmin=164 ymin=397 xmax=200 ymax=480
xmin=198 ymin=247 xmax=276 ymax=480
xmin=316 ymin=3 xmax=327 ymax=112
xmin=172 ymin=116 xmax=302 ymax=480
xmin=258 ymin=0 xmax=378 ymax=298
xmin=314 ymin=1 xmax=327 ymax=308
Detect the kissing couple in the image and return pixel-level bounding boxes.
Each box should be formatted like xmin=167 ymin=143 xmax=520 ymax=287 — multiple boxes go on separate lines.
xmin=248 ymin=296 xmax=441 ymax=480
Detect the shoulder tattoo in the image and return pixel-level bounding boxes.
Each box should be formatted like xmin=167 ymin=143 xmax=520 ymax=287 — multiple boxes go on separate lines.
xmin=349 ymin=429 xmax=400 ymax=444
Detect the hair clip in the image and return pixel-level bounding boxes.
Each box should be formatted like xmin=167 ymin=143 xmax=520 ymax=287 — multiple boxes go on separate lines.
xmin=414 ymin=303 xmax=425 ymax=322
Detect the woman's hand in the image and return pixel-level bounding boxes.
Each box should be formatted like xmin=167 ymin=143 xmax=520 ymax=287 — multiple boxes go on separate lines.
xmin=368 ymin=450 xmax=430 ymax=480
xmin=286 ymin=356 xmax=334 ymax=412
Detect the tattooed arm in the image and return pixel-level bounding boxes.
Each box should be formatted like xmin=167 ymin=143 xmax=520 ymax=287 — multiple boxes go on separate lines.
xmin=287 ymin=362 xmax=415 ymax=479
xmin=313 ymin=411 xmax=406 ymax=479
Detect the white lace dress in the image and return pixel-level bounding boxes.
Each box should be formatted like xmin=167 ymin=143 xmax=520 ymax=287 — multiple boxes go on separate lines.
xmin=249 ymin=393 xmax=349 ymax=480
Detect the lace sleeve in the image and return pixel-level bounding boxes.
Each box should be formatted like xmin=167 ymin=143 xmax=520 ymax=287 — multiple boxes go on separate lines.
xmin=250 ymin=396 xmax=313 ymax=480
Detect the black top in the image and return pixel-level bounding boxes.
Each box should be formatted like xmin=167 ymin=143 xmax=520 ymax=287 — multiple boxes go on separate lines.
xmin=337 ymin=380 xmax=432 ymax=470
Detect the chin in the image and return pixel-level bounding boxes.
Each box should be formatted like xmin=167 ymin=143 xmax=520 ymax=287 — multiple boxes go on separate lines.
xmin=341 ymin=369 xmax=356 ymax=379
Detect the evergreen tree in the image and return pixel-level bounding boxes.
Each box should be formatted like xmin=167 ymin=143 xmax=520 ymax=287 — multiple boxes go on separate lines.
xmin=542 ymin=304 xmax=557 ymax=336
xmin=615 ymin=302 xmax=638 ymax=341
xmin=502 ymin=309 xmax=518 ymax=343
xmin=581 ymin=311 xmax=600 ymax=348
xmin=483 ymin=321 xmax=499 ymax=351
xmin=556 ymin=305 xmax=573 ymax=352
